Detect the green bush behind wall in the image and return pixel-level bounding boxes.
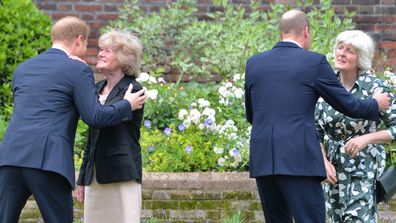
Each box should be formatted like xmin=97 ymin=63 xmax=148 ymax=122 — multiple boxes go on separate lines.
xmin=106 ymin=0 xmax=355 ymax=82
xmin=0 ymin=0 xmax=52 ymax=120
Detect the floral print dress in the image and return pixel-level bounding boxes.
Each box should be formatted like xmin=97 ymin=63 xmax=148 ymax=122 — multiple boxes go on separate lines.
xmin=315 ymin=73 xmax=396 ymax=223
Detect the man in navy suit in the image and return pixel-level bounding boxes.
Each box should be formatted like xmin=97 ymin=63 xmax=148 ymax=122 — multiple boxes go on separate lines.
xmin=0 ymin=17 xmax=147 ymax=223
xmin=245 ymin=9 xmax=390 ymax=223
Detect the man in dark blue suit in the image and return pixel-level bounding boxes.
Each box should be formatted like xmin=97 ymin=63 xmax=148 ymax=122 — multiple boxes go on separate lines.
xmin=0 ymin=17 xmax=147 ymax=223
xmin=244 ymin=9 xmax=390 ymax=223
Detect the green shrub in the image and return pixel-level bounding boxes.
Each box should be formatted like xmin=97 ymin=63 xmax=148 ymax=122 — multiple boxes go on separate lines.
xmin=108 ymin=0 xmax=197 ymax=81
xmin=0 ymin=0 xmax=52 ymax=120
xmin=106 ymin=0 xmax=354 ymax=81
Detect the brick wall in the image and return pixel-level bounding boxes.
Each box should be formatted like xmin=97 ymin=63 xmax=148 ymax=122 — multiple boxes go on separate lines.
xmin=33 ymin=0 xmax=396 ymax=70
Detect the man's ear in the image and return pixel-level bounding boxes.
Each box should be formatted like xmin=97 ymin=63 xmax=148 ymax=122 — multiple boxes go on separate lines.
xmin=75 ymin=35 xmax=83 ymax=46
xmin=303 ymin=26 xmax=308 ymax=37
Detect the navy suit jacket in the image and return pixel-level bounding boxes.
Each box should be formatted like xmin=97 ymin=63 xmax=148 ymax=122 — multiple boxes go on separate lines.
xmin=245 ymin=42 xmax=379 ymax=180
xmin=0 ymin=48 xmax=133 ymax=188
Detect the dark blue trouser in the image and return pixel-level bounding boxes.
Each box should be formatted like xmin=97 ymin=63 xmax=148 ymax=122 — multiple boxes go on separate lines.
xmin=0 ymin=166 xmax=73 ymax=223
xmin=256 ymin=175 xmax=325 ymax=223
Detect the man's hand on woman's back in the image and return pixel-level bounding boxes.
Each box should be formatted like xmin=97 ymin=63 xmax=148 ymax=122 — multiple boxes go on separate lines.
xmin=123 ymin=83 xmax=147 ymax=111
xmin=373 ymin=91 xmax=390 ymax=111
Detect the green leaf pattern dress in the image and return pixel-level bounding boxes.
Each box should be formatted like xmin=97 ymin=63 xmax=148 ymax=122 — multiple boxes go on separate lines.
xmin=315 ymin=73 xmax=396 ymax=223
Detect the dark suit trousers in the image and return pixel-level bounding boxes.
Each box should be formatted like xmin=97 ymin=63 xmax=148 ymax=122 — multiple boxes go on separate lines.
xmin=0 ymin=166 xmax=73 ymax=223
xmin=256 ymin=175 xmax=325 ymax=223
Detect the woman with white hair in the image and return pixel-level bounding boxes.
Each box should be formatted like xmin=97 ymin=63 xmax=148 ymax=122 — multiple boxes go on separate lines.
xmin=315 ymin=30 xmax=396 ymax=222
xmin=76 ymin=30 xmax=144 ymax=223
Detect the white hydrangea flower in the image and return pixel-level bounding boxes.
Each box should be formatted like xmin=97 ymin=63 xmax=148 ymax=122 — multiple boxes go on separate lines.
xmin=219 ymin=98 xmax=229 ymax=106
xmin=216 ymin=124 xmax=225 ymax=134
xmin=213 ymin=147 xmax=224 ymax=155
xmin=197 ymin=98 xmax=210 ymax=107
xmin=202 ymin=107 xmax=216 ymax=117
xmin=246 ymin=126 xmax=252 ymax=136
xmin=178 ymin=109 xmax=188 ymax=120
xmin=228 ymin=132 xmax=238 ymax=140
xmin=225 ymin=119 xmax=235 ymax=126
xmin=137 ymin=72 xmax=149 ymax=82
xmin=146 ymin=89 xmax=158 ymax=100
xmin=217 ymin=157 xmax=226 ymax=166
xmin=183 ymin=118 xmax=192 ymax=128
xmin=234 ymin=88 xmax=244 ymax=99
xmin=148 ymin=76 xmax=157 ymax=84
xmin=189 ymin=109 xmax=201 ymax=124
xmin=218 ymin=86 xmax=228 ymax=97
xmin=206 ymin=122 xmax=218 ymax=132
xmin=233 ymin=73 xmax=241 ymax=81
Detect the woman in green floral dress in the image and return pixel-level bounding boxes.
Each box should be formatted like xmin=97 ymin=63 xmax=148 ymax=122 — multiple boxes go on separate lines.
xmin=315 ymin=30 xmax=396 ymax=223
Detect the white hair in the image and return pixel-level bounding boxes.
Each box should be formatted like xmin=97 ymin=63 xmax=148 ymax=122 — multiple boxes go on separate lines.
xmin=333 ymin=30 xmax=375 ymax=74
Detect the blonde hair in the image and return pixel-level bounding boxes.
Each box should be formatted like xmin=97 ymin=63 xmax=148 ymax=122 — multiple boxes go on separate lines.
xmin=98 ymin=30 xmax=143 ymax=77
xmin=51 ymin=16 xmax=90 ymax=44
xmin=333 ymin=30 xmax=375 ymax=74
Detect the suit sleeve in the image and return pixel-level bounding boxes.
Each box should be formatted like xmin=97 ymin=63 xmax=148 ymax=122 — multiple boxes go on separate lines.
xmin=72 ymin=67 xmax=133 ymax=128
xmin=313 ymin=56 xmax=379 ymax=122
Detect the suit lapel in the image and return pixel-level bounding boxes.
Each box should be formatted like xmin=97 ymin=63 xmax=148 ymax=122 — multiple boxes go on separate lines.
xmin=103 ymin=76 xmax=132 ymax=104
xmin=96 ymin=80 xmax=107 ymax=95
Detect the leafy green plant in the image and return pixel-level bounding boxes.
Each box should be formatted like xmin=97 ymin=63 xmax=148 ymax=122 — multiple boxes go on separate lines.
xmin=107 ymin=0 xmax=197 ymax=79
xmin=106 ymin=0 xmax=355 ymax=81
xmin=307 ymin=0 xmax=355 ymax=60
xmin=223 ymin=211 xmax=246 ymax=223
xmin=0 ymin=0 xmax=52 ymax=120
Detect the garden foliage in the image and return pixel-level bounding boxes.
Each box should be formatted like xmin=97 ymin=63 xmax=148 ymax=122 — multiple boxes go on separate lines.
xmin=0 ymin=0 xmax=52 ymax=120
xmin=138 ymin=73 xmax=250 ymax=172
xmin=107 ymin=0 xmax=355 ymax=82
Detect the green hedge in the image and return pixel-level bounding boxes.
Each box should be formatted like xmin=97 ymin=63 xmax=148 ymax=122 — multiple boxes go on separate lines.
xmin=0 ymin=0 xmax=52 ymax=120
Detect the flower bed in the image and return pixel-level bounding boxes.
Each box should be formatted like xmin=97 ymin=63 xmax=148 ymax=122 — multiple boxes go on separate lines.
xmin=138 ymin=73 xmax=250 ymax=172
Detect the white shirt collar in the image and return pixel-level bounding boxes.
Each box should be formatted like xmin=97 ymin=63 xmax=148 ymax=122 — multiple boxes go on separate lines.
xmin=282 ymin=39 xmax=302 ymax=48
xmin=52 ymin=45 xmax=70 ymax=56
